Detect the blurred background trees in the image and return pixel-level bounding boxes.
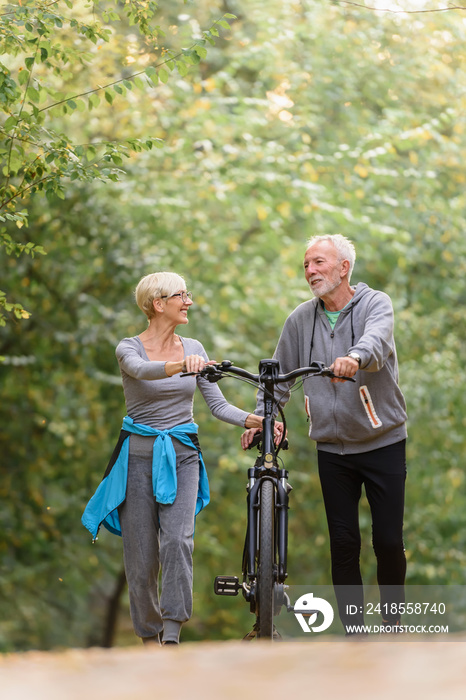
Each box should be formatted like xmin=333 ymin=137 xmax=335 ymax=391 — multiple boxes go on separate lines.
xmin=1 ymin=0 xmax=465 ymax=649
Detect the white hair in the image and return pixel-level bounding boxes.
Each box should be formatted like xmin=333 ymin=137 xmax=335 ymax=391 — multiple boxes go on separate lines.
xmin=306 ymin=234 xmax=356 ymax=281
xmin=134 ymin=271 xmax=186 ymax=319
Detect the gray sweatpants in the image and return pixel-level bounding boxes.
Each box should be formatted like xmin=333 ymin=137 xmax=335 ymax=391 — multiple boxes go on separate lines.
xmin=118 ymin=434 xmax=200 ymax=642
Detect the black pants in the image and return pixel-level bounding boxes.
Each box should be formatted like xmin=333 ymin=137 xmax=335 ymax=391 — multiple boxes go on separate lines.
xmin=318 ymin=440 xmax=407 ymax=631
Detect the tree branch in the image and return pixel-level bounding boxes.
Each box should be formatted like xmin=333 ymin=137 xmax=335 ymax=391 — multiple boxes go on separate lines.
xmin=330 ymin=1 xmax=466 ymax=13
xmin=37 ymin=16 xmax=232 ymax=114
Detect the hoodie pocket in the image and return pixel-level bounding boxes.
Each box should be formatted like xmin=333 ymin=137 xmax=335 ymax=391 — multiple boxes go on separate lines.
xmin=304 ymin=394 xmax=312 ymax=432
xmin=359 ymin=385 xmax=383 ymax=429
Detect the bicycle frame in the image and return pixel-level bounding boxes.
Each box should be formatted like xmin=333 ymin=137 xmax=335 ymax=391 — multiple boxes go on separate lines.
xmin=186 ymin=357 xmax=354 ymax=639
xmin=243 ymin=360 xmax=289 ymax=599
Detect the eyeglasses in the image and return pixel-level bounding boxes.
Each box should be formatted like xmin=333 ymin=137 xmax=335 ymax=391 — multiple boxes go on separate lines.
xmin=161 ymin=291 xmax=193 ymax=303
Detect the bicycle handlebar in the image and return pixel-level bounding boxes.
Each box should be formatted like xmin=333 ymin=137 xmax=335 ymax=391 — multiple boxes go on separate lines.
xmin=183 ymin=359 xmax=355 ymax=384
xmin=181 ymin=360 xmax=354 ymax=455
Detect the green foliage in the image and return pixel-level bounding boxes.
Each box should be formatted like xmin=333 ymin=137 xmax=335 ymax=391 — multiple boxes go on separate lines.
xmin=0 ymin=0 xmax=236 ymax=325
xmin=1 ymin=0 xmax=466 ymax=649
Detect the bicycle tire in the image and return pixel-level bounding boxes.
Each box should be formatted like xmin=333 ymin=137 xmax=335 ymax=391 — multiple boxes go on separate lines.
xmin=257 ymin=479 xmax=275 ymax=639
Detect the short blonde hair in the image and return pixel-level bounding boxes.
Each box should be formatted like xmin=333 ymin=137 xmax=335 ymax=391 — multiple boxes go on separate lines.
xmin=134 ymin=272 xmax=187 ymax=320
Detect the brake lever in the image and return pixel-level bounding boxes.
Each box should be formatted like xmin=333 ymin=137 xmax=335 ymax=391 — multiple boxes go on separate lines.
xmin=247 ymin=432 xmax=289 ymax=451
xmin=201 ymin=370 xmax=224 ymax=383
xmin=180 ymin=367 xmax=225 ymax=383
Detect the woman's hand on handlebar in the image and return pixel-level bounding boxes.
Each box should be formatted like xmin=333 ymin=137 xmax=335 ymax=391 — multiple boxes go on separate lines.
xmin=241 ymin=428 xmax=259 ymax=450
xmin=166 ymin=356 xmax=216 ymax=377
xmin=244 ymin=414 xmax=263 ymax=431
xmin=241 ymin=421 xmax=285 ymax=450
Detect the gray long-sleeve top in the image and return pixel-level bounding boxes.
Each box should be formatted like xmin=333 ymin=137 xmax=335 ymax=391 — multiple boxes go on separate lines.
xmin=116 ymin=335 xmax=249 ymax=430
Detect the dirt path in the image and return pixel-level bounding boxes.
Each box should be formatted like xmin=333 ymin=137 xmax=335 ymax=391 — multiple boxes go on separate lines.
xmin=1 ymin=638 xmax=465 ymax=700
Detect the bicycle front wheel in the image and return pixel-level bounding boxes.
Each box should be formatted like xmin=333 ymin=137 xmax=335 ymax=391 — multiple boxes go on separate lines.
xmin=256 ymin=478 xmax=275 ymax=639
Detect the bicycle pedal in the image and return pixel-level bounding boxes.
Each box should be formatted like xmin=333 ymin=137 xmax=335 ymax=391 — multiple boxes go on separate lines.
xmin=214 ymin=575 xmax=240 ymax=596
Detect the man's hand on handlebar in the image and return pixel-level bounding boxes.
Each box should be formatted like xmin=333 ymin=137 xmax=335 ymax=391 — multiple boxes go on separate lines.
xmin=241 ymin=422 xmax=285 ymax=451
xmin=330 ymin=356 xmax=359 ymax=383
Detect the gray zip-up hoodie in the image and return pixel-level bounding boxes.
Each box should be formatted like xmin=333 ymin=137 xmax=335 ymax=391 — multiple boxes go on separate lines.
xmin=260 ymin=282 xmax=407 ymax=455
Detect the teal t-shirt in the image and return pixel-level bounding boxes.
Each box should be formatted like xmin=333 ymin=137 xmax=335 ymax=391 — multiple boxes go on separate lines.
xmin=323 ymin=300 xmax=352 ymax=329
xmin=324 ymin=308 xmax=341 ymax=329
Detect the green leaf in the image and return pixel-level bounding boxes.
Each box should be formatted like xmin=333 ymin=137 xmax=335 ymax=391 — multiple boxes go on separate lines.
xmin=176 ymin=61 xmax=189 ymax=77
xmin=26 ymin=86 xmax=40 ymax=103
xmin=158 ymin=68 xmax=169 ymax=84
xmin=203 ymin=32 xmax=216 ymax=46
xmin=88 ymin=94 xmax=100 ymax=109
xmin=105 ymin=90 xmax=114 ymax=105
xmin=3 ymin=116 xmax=17 ymax=131
xmin=194 ymin=45 xmax=208 ymax=59
xmin=18 ymin=70 xmax=30 ymax=86
xmin=144 ymin=66 xmax=158 ymax=84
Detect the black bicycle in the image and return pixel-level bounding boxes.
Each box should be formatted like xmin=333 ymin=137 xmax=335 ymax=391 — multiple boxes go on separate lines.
xmin=187 ymin=358 xmax=354 ymax=640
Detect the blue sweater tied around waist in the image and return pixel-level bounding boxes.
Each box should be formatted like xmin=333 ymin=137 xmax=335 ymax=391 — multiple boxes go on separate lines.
xmin=81 ymin=416 xmax=209 ymax=540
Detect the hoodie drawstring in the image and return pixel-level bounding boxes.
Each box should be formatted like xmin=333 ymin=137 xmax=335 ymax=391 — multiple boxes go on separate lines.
xmin=309 ymin=301 xmax=356 ymax=365
xmin=308 ymin=304 xmax=318 ymax=365
xmin=350 ymin=302 xmax=355 ymax=346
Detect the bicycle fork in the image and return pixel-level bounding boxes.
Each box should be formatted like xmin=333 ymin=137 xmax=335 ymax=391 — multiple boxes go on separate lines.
xmin=214 ymin=468 xmax=290 ymax=611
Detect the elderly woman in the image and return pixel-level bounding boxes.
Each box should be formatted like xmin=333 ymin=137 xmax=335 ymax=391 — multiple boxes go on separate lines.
xmin=82 ymin=272 xmax=264 ymax=646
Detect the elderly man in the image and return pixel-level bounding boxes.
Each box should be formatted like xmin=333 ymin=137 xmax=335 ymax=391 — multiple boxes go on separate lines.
xmin=243 ymin=234 xmax=408 ymax=634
